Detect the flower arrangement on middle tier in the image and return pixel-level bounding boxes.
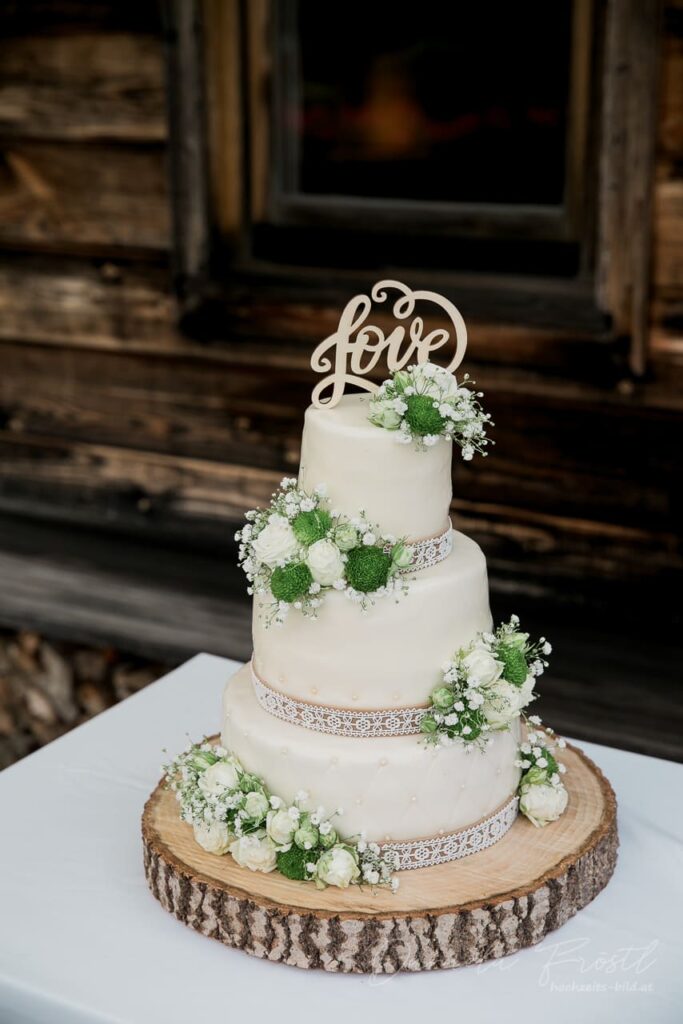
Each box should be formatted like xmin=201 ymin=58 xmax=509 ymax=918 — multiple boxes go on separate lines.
xmin=420 ymin=615 xmax=552 ymax=747
xmin=235 ymin=477 xmax=414 ymax=623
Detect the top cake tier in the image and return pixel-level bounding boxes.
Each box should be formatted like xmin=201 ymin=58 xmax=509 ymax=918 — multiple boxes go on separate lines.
xmin=299 ymin=394 xmax=452 ymax=540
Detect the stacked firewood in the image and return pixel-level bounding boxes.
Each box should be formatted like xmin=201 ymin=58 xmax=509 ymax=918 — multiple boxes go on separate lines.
xmin=0 ymin=630 xmax=172 ymax=769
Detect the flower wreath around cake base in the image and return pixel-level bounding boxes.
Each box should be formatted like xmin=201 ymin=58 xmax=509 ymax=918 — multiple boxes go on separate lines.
xmin=163 ymin=741 xmax=400 ymax=890
xmin=368 ymin=361 xmax=494 ymax=456
xmin=235 ymin=477 xmax=452 ymax=624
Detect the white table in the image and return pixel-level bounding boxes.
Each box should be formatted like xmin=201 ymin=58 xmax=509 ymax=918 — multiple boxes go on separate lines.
xmin=0 ymin=655 xmax=680 ymax=1024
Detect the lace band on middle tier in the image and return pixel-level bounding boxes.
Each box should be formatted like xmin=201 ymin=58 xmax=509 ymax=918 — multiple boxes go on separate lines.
xmin=394 ymin=519 xmax=453 ymax=572
xmin=251 ymin=663 xmax=427 ymax=737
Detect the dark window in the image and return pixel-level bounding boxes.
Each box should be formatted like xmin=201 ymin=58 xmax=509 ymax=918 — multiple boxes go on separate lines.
xmin=291 ymin=1 xmax=573 ymax=207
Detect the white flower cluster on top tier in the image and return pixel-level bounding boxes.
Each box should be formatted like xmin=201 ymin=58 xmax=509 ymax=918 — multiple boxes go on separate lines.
xmin=235 ymin=478 xmax=413 ymax=623
xmin=421 ymin=616 xmax=551 ymax=747
xmin=368 ymin=361 xmax=493 ymax=457
xmin=163 ymin=741 xmax=399 ymax=890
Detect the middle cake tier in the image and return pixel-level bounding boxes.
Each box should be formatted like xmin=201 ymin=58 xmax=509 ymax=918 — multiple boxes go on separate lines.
xmin=222 ymin=664 xmax=521 ymax=843
xmin=252 ymin=529 xmax=492 ymax=709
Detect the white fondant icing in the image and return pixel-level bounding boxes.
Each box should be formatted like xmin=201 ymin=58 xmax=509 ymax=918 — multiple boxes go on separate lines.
xmin=299 ymin=394 xmax=452 ymax=539
xmin=252 ymin=530 xmax=492 ymax=709
xmin=221 ymin=665 xmax=521 ymax=843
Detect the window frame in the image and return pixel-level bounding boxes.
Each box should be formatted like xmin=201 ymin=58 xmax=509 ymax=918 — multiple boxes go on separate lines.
xmin=163 ymin=0 xmax=661 ymax=368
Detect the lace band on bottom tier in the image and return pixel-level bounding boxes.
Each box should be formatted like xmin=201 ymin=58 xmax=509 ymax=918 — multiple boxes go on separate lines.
xmin=380 ymin=793 xmax=519 ymax=870
xmin=251 ymin=663 xmax=427 ymax=737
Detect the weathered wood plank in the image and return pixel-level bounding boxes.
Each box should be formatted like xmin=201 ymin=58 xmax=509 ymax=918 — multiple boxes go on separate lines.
xmin=658 ymin=29 xmax=683 ymax=165
xmin=654 ymin=179 xmax=683 ymax=296
xmin=0 ymin=32 xmax=166 ymax=142
xmin=0 ymin=257 xmax=176 ymax=345
xmin=0 ymin=515 xmax=251 ymax=663
xmin=0 ymin=141 xmax=170 ymax=254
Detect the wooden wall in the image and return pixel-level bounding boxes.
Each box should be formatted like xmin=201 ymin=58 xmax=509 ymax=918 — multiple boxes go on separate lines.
xmin=0 ymin=0 xmax=681 ymax=653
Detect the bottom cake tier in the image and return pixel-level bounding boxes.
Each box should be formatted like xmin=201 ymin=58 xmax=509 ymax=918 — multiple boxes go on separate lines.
xmin=221 ymin=664 xmax=521 ymax=844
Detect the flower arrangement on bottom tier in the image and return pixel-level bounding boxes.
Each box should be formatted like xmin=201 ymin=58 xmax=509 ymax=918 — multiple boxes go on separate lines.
xmin=163 ymin=742 xmax=400 ymax=891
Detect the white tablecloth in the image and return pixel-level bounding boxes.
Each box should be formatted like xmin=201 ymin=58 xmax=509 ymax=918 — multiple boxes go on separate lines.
xmin=0 ymin=654 xmax=680 ymax=1024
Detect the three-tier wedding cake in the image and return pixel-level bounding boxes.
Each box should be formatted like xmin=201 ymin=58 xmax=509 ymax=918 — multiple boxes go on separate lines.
xmin=162 ymin=282 xmax=569 ymax=892
xmin=221 ymin=393 xmax=521 ymax=853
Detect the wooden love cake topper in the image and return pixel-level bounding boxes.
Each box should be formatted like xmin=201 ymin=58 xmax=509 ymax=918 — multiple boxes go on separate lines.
xmin=310 ymin=280 xmax=468 ymax=408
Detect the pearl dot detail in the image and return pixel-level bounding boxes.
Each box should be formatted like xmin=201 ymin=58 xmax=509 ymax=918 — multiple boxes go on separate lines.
xmin=379 ymin=757 xmax=388 ymax=767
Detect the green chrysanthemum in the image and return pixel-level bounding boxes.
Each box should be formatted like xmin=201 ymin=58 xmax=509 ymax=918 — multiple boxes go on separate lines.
xmin=276 ymin=845 xmax=312 ymax=881
xmin=292 ymin=508 xmax=332 ymax=546
xmin=345 ymin=545 xmax=392 ymax=593
xmin=404 ymin=394 xmax=445 ymax=436
xmin=499 ymin=644 xmax=528 ymax=685
xmin=270 ymin=562 xmax=313 ymax=603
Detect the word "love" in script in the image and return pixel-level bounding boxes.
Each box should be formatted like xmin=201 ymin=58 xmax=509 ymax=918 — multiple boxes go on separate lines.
xmin=310 ymin=280 xmax=468 ymax=408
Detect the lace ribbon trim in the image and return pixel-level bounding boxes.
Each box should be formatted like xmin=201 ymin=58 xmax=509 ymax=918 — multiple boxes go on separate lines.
xmin=380 ymin=794 xmax=519 ymax=870
xmin=393 ymin=519 xmax=453 ymax=573
xmin=251 ymin=664 xmax=427 ymax=737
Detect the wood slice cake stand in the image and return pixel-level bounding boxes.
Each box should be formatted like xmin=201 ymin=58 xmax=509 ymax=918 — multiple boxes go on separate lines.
xmin=142 ymin=740 xmax=618 ymax=973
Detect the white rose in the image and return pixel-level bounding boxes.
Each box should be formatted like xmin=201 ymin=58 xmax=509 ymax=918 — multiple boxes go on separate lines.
xmin=462 ymin=644 xmax=503 ymax=687
xmin=243 ymin=790 xmax=269 ymax=821
xmin=369 ymin=399 xmax=402 ymax=430
xmin=229 ymin=833 xmax=278 ymax=872
xmin=306 ymin=539 xmax=345 ymax=586
xmin=315 ymin=847 xmax=360 ymax=888
xmin=517 ymin=672 xmax=536 ymax=710
xmin=252 ymin=517 xmax=300 ymax=567
xmin=520 ymin=782 xmax=568 ymax=827
xmin=198 ymin=760 xmax=239 ymax=796
xmin=266 ymin=807 xmax=297 ymax=849
xmin=193 ymin=821 xmax=231 ymax=855
xmin=482 ymin=677 xmax=524 ymax=728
